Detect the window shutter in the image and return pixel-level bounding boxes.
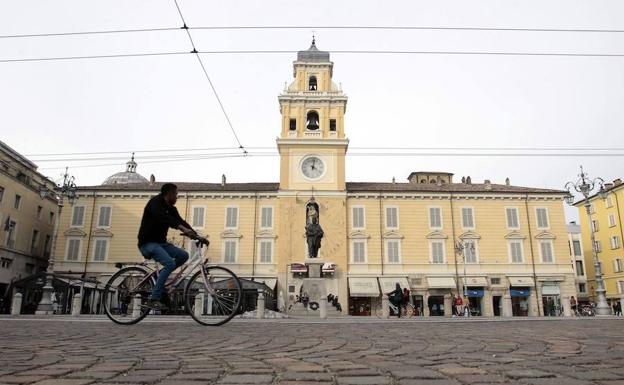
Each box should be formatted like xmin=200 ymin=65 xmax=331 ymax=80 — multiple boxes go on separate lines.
xmin=506 ymin=208 xmax=518 ymax=228
xmin=72 ymin=207 xmax=85 ymax=226
xmin=261 ymin=207 xmax=273 ymax=228
xmin=226 ymin=207 xmax=238 ymax=228
xmin=386 ymin=207 xmax=398 ymax=228
xmin=98 ymin=206 xmax=111 ymax=227
xmin=192 ymin=207 xmax=205 ymax=228
xmin=353 ymin=207 xmax=364 ymax=228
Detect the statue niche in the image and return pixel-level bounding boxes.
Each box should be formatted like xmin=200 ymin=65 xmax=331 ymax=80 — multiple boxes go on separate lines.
xmin=305 ymin=200 xmax=324 ymax=258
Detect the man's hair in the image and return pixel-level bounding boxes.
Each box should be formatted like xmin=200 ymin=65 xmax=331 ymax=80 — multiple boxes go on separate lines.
xmin=160 ymin=183 xmax=178 ymax=195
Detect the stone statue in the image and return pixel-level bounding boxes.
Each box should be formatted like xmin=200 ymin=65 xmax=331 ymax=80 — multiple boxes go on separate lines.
xmin=305 ymin=201 xmax=324 ymax=258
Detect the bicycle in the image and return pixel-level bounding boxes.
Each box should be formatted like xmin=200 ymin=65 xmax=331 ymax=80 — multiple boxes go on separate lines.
xmin=102 ymin=236 xmax=242 ymax=326
xmin=375 ymin=302 xmax=415 ymax=318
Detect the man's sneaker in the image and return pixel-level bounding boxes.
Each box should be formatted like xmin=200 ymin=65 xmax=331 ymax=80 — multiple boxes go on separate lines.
xmin=146 ymin=300 xmax=168 ymax=310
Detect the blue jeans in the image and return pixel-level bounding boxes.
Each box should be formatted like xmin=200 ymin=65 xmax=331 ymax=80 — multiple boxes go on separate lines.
xmin=139 ymin=242 xmax=189 ymax=301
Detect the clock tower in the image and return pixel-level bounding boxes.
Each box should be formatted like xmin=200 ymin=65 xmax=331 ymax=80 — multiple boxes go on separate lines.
xmin=277 ymin=39 xmax=349 ymax=191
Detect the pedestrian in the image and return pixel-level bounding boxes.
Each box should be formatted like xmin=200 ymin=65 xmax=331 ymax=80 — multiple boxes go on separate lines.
xmin=615 ymin=301 xmax=622 ymax=317
xmin=454 ymin=295 xmax=463 ymax=317
xmin=519 ymin=298 xmax=529 ymax=316
xmin=570 ymin=296 xmax=577 ymax=316
xmin=388 ymin=283 xmax=403 ymax=318
xmin=547 ymin=297 xmax=555 ymax=317
xmin=402 ymin=288 xmax=410 ymax=311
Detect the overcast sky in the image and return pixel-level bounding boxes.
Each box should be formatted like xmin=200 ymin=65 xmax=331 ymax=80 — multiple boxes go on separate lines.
xmin=2 ymin=1 xmax=624 ymax=222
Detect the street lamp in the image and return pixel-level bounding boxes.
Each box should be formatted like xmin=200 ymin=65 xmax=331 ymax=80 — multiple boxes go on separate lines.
xmin=36 ymin=168 xmax=78 ymax=315
xmin=564 ymin=166 xmax=611 ymax=316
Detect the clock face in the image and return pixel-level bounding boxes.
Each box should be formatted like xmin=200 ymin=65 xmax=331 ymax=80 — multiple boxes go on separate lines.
xmin=301 ymin=156 xmax=325 ymax=179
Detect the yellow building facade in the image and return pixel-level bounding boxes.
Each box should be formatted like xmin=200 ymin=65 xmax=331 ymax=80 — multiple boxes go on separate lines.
xmin=51 ymin=41 xmax=575 ymax=317
xmin=576 ymin=179 xmax=624 ymax=305
xmin=0 ymin=140 xmax=58 ymax=301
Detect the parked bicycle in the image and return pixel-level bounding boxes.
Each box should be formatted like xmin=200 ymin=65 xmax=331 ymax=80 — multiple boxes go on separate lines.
xmin=103 ymin=236 xmax=242 ymax=326
xmin=579 ymin=304 xmax=595 ymax=317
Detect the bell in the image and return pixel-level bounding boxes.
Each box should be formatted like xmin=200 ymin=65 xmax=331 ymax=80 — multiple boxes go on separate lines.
xmin=307 ymin=112 xmax=319 ymax=130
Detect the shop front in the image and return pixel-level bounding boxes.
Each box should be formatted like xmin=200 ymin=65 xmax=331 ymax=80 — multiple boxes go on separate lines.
xmin=427 ymin=277 xmax=456 ymax=317
xmin=541 ymin=282 xmax=561 ymax=316
xmin=465 ymin=288 xmax=484 ymax=316
xmin=348 ymin=277 xmax=380 ymax=316
xmin=510 ymin=287 xmax=531 ymax=316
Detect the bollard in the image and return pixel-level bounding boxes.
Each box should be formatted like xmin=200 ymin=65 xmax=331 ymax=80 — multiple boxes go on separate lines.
xmin=256 ymin=290 xmax=265 ymax=319
xmin=11 ymin=293 xmax=22 ymax=316
xmin=71 ymin=293 xmax=82 ymax=316
xmin=132 ymin=294 xmax=142 ymax=318
xmin=319 ymin=297 xmax=327 ymax=319
xmin=382 ymin=294 xmax=389 ymax=319
xmin=194 ymin=290 xmax=204 ymax=317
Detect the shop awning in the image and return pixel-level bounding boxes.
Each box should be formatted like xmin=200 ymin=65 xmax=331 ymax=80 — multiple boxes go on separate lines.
xmin=461 ymin=277 xmax=488 ymax=287
xmin=254 ymin=278 xmax=277 ymax=290
xmin=427 ymin=277 xmax=457 ymax=289
xmin=378 ymin=277 xmax=410 ymax=294
xmin=465 ymin=289 xmax=484 ymax=297
xmin=508 ymin=276 xmax=535 ymax=287
xmin=510 ymin=288 xmax=531 ymax=297
xmin=348 ymin=278 xmax=380 ymax=297
xmin=541 ymin=285 xmax=560 ymax=295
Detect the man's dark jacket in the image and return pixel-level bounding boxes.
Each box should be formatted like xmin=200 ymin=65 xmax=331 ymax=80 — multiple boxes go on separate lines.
xmin=137 ymin=194 xmax=191 ymax=247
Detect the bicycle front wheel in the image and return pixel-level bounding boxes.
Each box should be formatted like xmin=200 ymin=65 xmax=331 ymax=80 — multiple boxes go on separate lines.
xmin=103 ymin=266 xmax=154 ymax=325
xmin=185 ymin=265 xmax=242 ymax=326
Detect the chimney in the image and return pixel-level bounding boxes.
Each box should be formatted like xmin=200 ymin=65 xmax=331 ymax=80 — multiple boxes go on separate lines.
xmin=461 ymin=176 xmax=466 ymax=183
xmin=613 ymin=178 xmax=622 ymax=186
xmin=221 ymin=174 xmax=226 ymax=186
xmin=436 ymin=176 xmax=442 ymax=187
xmin=392 ymin=177 xmax=396 ymax=184
xmin=466 ymin=176 xmax=472 ymax=184
xmin=505 ymin=177 xmax=510 ymax=186
xmin=484 ymin=179 xmax=492 ymax=190
xmin=604 ymin=182 xmax=614 ymax=190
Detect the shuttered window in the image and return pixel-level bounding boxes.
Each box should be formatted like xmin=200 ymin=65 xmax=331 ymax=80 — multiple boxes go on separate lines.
xmin=223 ymin=240 xmax=237 ymax=263
xmin=225 ymin=207 xmax=238 ymax=228
xmin=352 ymin=207 xmax=365 ymax=229
xmin=385 ymin=207 xmax=398 ymax=229
xmin=431 ymin=241 xmax=445 ymax=263
xmin=93 ymin=239 xmax=108 ymax=261
xmin=386 ymin=240 xmax=400 ymax=263
xmin=506 ymin=208 xmax=519 ymax=229
xmin=192 ymin=207 xmax=205 ymax=228
xmin=429 ymin=207 xmax=442 ymax=229
xmin=461 ymin=207 xmax=474 ymax=229
xmin=71 ymin=206 xmax=85 ymax=226
xmin=352 ymin=240 xmax=366 ymax=263
xmin=66 ymin=239 xmax=81 ymax=261
xmin=97 ymin=206 xmax=112 ymax=227
xmin=540 ymin=241 xmax=554 ymax=263
xmin=464 ymin=240 xmax=477 ymax=263
xmin=536 ymin=208 xmax=549 ymax=229
xmin=509 ymin=241 xmax=523 ymax=263
xmin=259 ymin=240 xmax=273 ymax=263
xmin=261 ymin=207 xmax=273 ymax=228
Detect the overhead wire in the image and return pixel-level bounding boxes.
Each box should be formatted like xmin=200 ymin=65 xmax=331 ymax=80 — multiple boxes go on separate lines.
xmin=3 ymin=25 xmax=624 ymax=40
xmin=171 ymin=0 xmax=247 ymax=155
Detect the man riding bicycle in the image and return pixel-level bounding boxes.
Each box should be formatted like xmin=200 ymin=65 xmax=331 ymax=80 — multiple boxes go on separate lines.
xmin=137 ymin=183 xmax=208 ymax=310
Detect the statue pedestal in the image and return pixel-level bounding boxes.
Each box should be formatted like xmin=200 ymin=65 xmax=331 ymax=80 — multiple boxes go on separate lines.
xmin=305 ymin=259 xmax=324 ymax=278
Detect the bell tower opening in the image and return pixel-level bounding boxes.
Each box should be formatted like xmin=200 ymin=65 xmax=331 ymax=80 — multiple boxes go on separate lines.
xmin=308 ymin=76 xmax=318 ymax=91
xmin=306 ymin=111 xmax=320 ymax=130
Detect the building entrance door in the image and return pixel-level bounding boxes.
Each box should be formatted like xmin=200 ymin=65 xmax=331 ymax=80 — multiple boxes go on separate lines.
xmin=349 ymin=297 xmax=371 ymax=316
xmin=493 ymin=296 xmax=502 ymax=316
xmin=428 ymin=295 xmax=445 ymax=316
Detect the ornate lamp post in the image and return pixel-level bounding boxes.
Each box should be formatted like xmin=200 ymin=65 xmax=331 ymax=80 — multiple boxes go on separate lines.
xmin=564 ymin=166 xmax=610 ymax=316
xmin=36 ymin=168 xmax=77 ymax=315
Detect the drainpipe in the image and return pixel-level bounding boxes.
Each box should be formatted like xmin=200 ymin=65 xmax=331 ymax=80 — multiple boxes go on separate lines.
xmin=80 ymin=191 xmax=97 ymax=296
xmin=524 ymin=194 xmax=541 ymax=316
xmin=378 ymin=192 xmax=384 ymax=276
xmin=183 ymin=191 xmax=190 ymax=249
xmin=449 ymin=192 xmax=460 ymax=294
xmin=613 ymin=189 xmax=624 ymax=252
xmin=251 ymin=192 xmax=258 ymax=278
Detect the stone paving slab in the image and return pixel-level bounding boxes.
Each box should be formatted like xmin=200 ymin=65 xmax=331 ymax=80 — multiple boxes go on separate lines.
xmin=1 ymin=319 xmax=624 ymax=385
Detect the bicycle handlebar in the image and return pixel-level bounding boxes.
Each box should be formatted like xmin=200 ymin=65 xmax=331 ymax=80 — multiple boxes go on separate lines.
xmin=179 ymin=233 xmax=210 ymax=246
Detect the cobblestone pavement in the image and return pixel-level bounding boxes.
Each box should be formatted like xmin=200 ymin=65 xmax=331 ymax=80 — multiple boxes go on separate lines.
xmin=1 ymin=318 xmax=624 ymax=385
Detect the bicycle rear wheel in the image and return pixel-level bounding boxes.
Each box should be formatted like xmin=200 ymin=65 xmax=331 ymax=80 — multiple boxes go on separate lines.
xmin=103 ymin=266 xmax=154 ymax=325
xmin=185 ymin=265 xmax=242 ymax=326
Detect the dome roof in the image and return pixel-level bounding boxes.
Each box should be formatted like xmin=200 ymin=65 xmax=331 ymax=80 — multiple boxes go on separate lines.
xmin=102 ymin=154 xmax=149 ymax=185
xmin=297 ymin=37 xmax=330 ymax=63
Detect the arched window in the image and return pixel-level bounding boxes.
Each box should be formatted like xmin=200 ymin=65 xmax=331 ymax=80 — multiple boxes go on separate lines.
xmin=309 ymin=76 xmax=317 ymax=91
xmin=306 ymin=111 xmax=319 ymax=130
